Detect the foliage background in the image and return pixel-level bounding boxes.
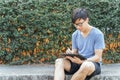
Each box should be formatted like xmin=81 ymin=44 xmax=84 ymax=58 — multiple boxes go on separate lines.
xmin=0 ymin=0 xmax=120 ymax=64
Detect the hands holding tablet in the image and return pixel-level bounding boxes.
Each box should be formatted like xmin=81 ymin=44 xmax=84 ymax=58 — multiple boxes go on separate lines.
xmin=61 ymin=47 xmax=86 ymax=64
xmin=61 ymin=54 xmax=86 ymax=60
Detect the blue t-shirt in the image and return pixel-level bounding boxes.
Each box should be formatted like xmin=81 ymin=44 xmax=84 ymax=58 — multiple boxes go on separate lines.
xmin=72 ymin=27 xmax=105 ymax=59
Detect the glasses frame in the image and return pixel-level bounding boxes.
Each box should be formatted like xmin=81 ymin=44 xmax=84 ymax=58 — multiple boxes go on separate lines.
xmin=74 ymin=21 xmax=85 ymax=27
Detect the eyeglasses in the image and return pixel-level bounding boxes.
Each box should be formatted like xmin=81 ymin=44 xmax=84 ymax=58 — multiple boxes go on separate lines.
xmin=74 ymin=21 xmax=85 ymax=27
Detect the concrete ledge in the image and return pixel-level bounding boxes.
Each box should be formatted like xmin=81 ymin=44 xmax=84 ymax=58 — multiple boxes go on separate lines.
xmin=0 ymin=63 xmax=120 ymax=80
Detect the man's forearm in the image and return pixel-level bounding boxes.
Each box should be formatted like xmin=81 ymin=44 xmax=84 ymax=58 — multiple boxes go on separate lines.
xmin=87 ymin=55 xmax=100 ymax=62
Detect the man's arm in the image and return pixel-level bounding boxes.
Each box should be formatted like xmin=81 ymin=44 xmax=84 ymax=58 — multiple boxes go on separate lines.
xmin=65 ymin=49 xmax=103 ymax=64
xmin=66 ymin=48 xmax=78 ymax=54
xmin=87 ymin=49 xmax=103 ymax=62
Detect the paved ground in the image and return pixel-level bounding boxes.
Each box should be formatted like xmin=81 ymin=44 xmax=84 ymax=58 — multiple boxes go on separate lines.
xmin=0 ymin=64 xmax=54 ymax=76
xmin=0 ymin=63 xmax=120 ymax=80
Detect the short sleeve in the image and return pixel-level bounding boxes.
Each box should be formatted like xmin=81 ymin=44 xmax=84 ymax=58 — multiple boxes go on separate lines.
xmin=72 ymin=31 xmax=78 ymax=49
xmin=94 ymin=33 xmax=105 ymax=49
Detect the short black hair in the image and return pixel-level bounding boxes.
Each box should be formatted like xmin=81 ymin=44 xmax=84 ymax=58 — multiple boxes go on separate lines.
xmin=72 ymin=8 xmax=88 ymax=23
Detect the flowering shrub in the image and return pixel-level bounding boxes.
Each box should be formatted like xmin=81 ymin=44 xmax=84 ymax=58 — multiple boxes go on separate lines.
xmin=0 ymin=0 xmax=119 ymax=64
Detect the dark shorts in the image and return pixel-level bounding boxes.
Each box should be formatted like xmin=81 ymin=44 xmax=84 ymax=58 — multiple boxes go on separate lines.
xmin=65 ymin=60 xmax=101 ymax=80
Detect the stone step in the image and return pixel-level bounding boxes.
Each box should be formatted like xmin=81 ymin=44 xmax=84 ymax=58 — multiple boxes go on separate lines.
xmin=0 ymin=63 xmax=120 ymax=80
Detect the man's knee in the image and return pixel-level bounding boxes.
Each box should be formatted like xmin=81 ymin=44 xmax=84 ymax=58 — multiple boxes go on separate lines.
xmin=82 ymin=61 xmax=94 ymax=68
xmin=55 ymin=58 xmax=64 ymax=67
xmin=80 ymin=61 xmax=95 ymax=75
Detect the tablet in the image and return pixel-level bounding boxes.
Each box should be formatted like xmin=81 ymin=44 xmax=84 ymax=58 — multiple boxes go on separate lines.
xmin=61 ymin=53 xmax=86 ymax=60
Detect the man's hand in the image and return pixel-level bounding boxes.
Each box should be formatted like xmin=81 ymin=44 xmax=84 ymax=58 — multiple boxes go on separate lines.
xmin=66 ymin=47 xmax=72 ymax=54
xmin=65 ymin=56 xmax=84 ymax=64
xmin=66 ymin=47 xmax=78 ymax=54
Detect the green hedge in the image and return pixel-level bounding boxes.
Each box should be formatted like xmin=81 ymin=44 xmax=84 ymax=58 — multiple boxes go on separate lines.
xmin=0 ymin=0 xmax=120 ymax=64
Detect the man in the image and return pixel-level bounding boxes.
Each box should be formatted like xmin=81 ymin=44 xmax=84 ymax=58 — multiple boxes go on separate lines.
xmin=54 ymin=8 xmax=105 ymax=80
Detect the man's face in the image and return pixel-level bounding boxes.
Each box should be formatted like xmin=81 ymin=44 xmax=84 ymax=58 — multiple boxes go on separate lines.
xmin=74 ymin=18 xmax=88 ymax=32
